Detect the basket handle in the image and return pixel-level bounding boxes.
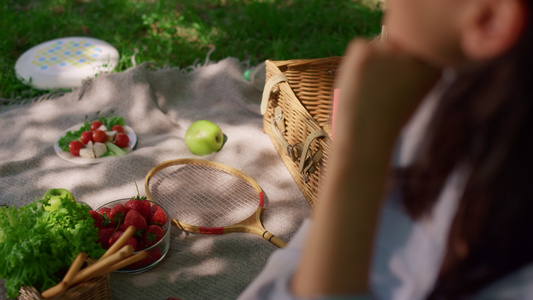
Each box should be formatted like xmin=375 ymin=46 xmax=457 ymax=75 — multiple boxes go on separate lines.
xmin=270 ymin=105 xmax=328 ymax=183
xmin=271 ymin=107 xmax=301 ymax=160
xmin=261 ymin=73 xmax=288 ymax=115
xmin=299 ymin=130 xmax=328 ymax=183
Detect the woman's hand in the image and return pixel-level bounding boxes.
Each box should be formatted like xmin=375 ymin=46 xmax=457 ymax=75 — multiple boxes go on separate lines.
xmin=291 ymin=39 xmax=441 ymax=297
xmin=334 ymin=38 xmax=442 ymax=152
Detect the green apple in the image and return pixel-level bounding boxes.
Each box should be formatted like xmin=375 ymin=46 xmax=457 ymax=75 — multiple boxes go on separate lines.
xmin=185 ymin=120 xmax=224 ymax=156
xmin=42 ymin=188 xmax=76 ymax=212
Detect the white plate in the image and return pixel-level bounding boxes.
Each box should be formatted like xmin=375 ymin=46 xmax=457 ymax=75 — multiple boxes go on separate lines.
xmin=54 ymin=124 xmax=137 ymax=165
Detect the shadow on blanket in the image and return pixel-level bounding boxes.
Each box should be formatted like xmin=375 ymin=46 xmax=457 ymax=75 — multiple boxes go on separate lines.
xmin=0 ymin=57 xmax=311 ymax=300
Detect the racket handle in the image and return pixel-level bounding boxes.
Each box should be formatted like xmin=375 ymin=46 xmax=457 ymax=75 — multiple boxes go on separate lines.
xmin=262 ymin=230 xmax=287 ymax=248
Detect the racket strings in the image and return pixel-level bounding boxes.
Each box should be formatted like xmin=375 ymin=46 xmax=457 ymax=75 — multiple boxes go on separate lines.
xmin=149 ymin=164 xmax=260 ymax=228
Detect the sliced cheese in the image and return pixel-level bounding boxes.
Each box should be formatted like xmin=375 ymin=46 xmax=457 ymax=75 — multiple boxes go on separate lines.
xmin=78 ymin=141 xmax=107 ymax=159
xmin=97 ymin=124 xmax=108 ymax=132
xmin=79 ymin=147 xmax=95 ymax=159
xmin=93 ymin=142 xmax=107 ymax=158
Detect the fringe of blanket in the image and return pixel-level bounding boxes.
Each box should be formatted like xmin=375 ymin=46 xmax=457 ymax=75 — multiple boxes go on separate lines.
xmin=0 ymin=46 xmax=255 ymax=112
xmin=0 ymin=91 xmax=67 ymax=112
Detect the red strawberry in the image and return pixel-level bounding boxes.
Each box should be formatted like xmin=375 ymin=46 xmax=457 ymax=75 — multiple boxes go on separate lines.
xmin=88 ymin=210 xmax=102 ymax=228
xmin=117 ymin=221 xmax=126 ymax=232
xmin=142 ymin=225 xmax=166 ymax=247
xmin=126 ymin=247 xmax=163 ymax=270
xmin=149 ymin=247 xmax=163 ymax=261
xmin=149 ymin=205 xmax=168 ymax=226
xmin=125 ymin=237 xmax=138 ymax=250
xmin=140 ymin=199 xmax=152 ymax=219
xmin=97 ymin=207 xmax=111 ymax=217
xmin=108 ymin=231 xmax=138 ymax=250
xmin=97 ymin=227 xmax=115 ymax=249
xmin=123 ymin=209 xmax=147 ymax=233
xmin=136 ymin=241 xmax=147 ymax=251
xmin=108 ymin=203 xmax=129 ymax=226
xmin=125 ymin=198 xmax=151 ymax=220
xmin=97 ymin=207 xmax=113 ymax=227
xmin=108 ymin=231 xmax=123 ymax=247
xmin=124 ymin=255 xmax=149 ymax=270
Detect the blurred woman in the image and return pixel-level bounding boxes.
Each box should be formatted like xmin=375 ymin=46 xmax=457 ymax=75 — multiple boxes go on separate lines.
xmin=239 ymin=0 xmax=533 ymax=299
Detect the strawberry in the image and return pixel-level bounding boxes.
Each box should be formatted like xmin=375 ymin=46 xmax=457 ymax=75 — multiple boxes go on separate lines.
xmin=97 ymin=207 xmax=113 ymax=227
xmin=124 ymin=256 xmax=149 ymax=270
xmin=108 ymin=231 xmax=138 ymax=250
xmin=108 ymin=203 xmax=129 ymax=226
xmin=140 ymin=199 xmax=152 ymax=219
xmin=142 ymin=225 xmax=166 ymax=247
xmin=108 ymin=231 xmax=123 ymax=247
xmin=136 ymin=241 xmax=147 ymax=251
xmin=126 ymin=247 xmax=163 ymax=270
xmin=97 ymin=227 xmax=115 ymax=249
xmin=149 ymin=204 xmax=168 ymax=226
xmin=88 ymin=210 xmax=102 ymax=228
xmin=125 ymin=197 xmax=151 ymax=220
xmin=122 ymin=209 xmax=147 ymax=233
xmin=125 ymin=236 xmax=138 ymax=250
xmin=97 ymin=207 xmax=111 ymax=217
xmin=148 ymin=247 xmax=163 ymax=261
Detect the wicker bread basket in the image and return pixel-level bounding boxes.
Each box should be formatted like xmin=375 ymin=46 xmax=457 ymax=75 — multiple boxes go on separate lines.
xmin=18 ymin=273 xmax=111 ymax=300
xmin=261 ymin=57 xmax=341 ymax=209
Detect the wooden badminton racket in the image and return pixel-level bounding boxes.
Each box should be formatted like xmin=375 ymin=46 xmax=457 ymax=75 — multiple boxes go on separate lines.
xmin=144 ymin=158 xmax=286 ymax=248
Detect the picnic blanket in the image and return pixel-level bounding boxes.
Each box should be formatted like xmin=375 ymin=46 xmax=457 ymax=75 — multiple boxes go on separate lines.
xmin=0 ymin=56 xmax=312 ymax=300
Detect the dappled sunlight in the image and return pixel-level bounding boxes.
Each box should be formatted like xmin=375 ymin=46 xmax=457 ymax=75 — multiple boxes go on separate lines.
xmin=35 ymin=164 xmax=99 ymax=190
xmin=142 ymin=8 xmax=221 ymax=52
xmin=3 ymin=0 xmax=382 ymax=100
xmin=18 ymin=128 xmax=57 ymax=152
xmin=27 ymin=101 xmax=70 ymax=123
xmin=184 ymin=257 xmax=230 ymax=277
xmin=188 ymin=237 xmax=218 ymax=255
xmin=0 ymin=117 xmax=62 ymax=164
xmin=0 ymin=1 xmax=387 ymax=297
xmin=176 ymin=25 xmax=221 ymax=45
xmin=1 ymin=54 xmax=313 ymax=299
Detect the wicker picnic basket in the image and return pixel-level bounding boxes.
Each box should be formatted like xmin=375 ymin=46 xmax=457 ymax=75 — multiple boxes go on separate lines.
xmin=18 ymin=274 xmax=111 ymax=300
xmin=261 ymin=57 xmax=341 ymax=210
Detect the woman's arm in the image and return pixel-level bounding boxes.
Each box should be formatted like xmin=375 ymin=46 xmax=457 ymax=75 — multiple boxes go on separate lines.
xmin=291 ymin=39 xmax=441 ymax=297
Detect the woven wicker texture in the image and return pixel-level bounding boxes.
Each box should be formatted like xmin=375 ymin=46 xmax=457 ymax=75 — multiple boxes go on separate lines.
xmin=18 ymin=274 xmax=111 ymax=300
xmin=263 ymin=57 xmax=341 ymax=209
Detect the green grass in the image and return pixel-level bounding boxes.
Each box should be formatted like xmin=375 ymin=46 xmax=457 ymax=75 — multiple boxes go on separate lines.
xmin=0 ymin=0 xmax=383 ymax=102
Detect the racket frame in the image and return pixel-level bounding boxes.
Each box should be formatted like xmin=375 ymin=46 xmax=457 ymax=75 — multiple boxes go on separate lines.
xmin=145 ymin=158 xmax=287 ymax=248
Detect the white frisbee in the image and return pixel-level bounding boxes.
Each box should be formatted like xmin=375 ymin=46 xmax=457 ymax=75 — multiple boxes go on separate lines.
xmin=15 ymin=37 xmax=119 ymax=90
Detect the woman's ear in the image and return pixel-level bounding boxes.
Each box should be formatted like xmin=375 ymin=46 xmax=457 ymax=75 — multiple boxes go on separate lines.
xmin=461 ymin=0 xmax=527 ymax=60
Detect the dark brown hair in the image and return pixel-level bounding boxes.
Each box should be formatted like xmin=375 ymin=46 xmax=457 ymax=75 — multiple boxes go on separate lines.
xmin=395 ymin=2 xmax=533 ymax=298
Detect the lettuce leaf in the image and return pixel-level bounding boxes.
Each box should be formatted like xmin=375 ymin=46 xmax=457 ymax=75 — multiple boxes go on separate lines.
xmin=99 ymin=116 xmax=125 ymax=130
xmin=0 ymin=197 xmax=105 ymax=298
xmin=57 ymin=121 xmax=90 ymax=151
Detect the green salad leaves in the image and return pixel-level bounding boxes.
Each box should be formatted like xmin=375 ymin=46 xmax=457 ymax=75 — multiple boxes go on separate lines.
xmin=0 ymin=197 xmax=105 ymax=298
